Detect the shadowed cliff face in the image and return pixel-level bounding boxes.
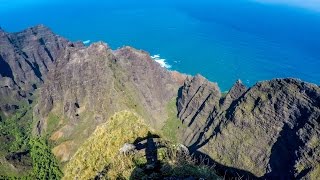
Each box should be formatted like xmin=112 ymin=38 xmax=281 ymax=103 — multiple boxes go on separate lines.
xmin=176 ymin=74 xmax=222 ymax=148
xmin=177 ymin=76 xmax=320 ymax=179
xmin=0 ymin=25 xmax=83 ymax=175
xmin=0 ymin=25 xmax=82 ymax=114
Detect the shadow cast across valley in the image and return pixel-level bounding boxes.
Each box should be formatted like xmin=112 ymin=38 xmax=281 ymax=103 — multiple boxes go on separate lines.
xmin=263 ymin=109 xmax=311 ymax=179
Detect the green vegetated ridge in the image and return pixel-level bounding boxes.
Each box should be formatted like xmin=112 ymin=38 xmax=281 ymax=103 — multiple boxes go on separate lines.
xmin=0 ymin=97 xmax=63 ymax=179
xmin=0 ymin=101 xmax=34 ymax=177
xmin=162 ymin=98 xmax=186 ymax=143
xmin=29 ymin=137 xmax=63 ymax=179
xmin=63 ymin=110 xmax=219 ymax=179
xmin=63 ymin=111 xmax=151 ymax=179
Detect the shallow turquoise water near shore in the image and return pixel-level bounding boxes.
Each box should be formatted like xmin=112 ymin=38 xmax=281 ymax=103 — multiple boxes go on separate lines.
xmin=1 ymin=0 xmax=320 ymax=91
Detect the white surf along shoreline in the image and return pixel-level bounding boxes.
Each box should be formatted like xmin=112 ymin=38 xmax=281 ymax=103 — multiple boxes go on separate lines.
xmin=150 ymin=54 xmax=172 ymax=69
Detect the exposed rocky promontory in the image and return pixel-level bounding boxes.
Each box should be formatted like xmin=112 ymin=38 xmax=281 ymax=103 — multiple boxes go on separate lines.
xmin=177 ymin=76 xmax=320 ymax=179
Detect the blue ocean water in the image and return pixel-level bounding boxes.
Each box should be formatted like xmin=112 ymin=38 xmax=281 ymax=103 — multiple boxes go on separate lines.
xmin=1 ymin=0 xmax=320 ymax=91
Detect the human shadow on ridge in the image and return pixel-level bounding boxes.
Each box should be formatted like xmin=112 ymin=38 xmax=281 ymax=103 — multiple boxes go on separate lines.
xmin=128 ymin=132 xmax=257 ymax=179
xmin=129 ymin=132 xmax=221 ymax=179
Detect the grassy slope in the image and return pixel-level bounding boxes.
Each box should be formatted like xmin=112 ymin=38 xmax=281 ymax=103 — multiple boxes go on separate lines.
xmin=63 ymin=111 xmax=151 ymax=179
xmin=310 ymin=164 xmax=320 ymax=180
xmin=161 ymin=98 xmax=186 ymax=143
xmin=64 ymin=110 xmax=220 ymax=179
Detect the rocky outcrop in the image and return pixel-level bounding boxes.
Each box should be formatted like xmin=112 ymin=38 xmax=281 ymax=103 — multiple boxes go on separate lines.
xmin=113 ymin=46 xmax=183 ymax=127
xmin=177 ymin=77 xmax=320 ymax=179
xmin=0 ymin=25 xmax=82 ymax=175
xmin=0 ymin=25 xmax=81 ymax=114
xmin=221 ymin=79 xmax=247 ymax=109
xmin=176 ymin=75 xmax=221 ymax=147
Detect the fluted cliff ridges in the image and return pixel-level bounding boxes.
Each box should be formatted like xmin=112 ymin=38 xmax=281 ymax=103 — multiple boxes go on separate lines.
xmin=177 ymin=75 xmax=320 ymax=178
xmin=0 ymin=25 xmax=319 ymax=179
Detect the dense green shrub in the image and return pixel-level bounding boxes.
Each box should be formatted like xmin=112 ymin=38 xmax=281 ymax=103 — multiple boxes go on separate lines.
xmin=29 ymin=138 xmax=63 ymax=179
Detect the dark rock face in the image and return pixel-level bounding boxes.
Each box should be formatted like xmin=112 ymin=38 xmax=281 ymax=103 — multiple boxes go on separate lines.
xmin=176 ymin=75 xmax=221 ymax=147
xmin=177 ymin=77 xmax=320 ymax=179
xmin=221 ymin=79 xmax=247 ymax=108
xmin=0 ymin=25 xmax=80 ymax=174
xmin=0 ymin=25 xmax=80 ymax=113
xmin=113 ymin=46 xmax=183 ymax=127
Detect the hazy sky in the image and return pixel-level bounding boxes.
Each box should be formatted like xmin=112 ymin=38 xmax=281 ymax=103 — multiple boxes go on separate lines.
xmin=1 ymin=0 xmax=320 ymax=12
xmin=253 ymin=0 xmax=320 ymax=12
